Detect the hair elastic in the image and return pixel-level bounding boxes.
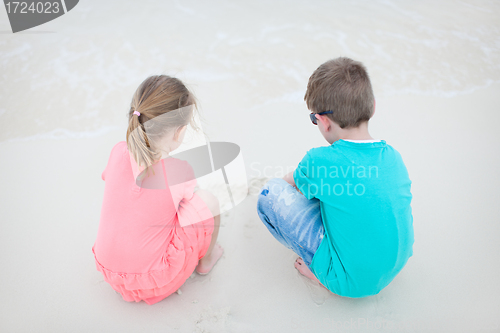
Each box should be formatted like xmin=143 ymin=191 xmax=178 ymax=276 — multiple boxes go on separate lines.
xmin=133 ymin=111 xmax=141 ymax=116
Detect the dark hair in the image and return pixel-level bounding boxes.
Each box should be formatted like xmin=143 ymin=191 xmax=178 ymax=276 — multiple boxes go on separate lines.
xmin=304 ymin=57 xmax=374 ymax=128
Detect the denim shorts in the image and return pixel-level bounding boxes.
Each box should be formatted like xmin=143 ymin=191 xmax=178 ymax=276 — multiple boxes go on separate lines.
xmin=256 ymin=178 xmax=325 ymax=268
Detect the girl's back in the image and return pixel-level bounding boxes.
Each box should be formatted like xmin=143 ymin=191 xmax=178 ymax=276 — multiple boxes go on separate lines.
xmin=92 ymin=75 xmax=220 ymax=305
xmin=94 ymin=141 xmax=178 ymax=273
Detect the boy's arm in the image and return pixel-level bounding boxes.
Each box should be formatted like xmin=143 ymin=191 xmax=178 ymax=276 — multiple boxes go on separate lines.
xmin=283 ymin=170 xmax=303 ymax=194
xmin=283 ymin=170 xmax=295 ymax=186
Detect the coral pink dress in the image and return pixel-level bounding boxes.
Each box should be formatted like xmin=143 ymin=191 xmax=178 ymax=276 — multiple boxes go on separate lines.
xmin=92 ymin=141 xmax=214 ymax=305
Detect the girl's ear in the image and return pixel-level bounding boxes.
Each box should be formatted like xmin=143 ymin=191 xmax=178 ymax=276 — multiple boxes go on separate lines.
xmin=173 ymin=125 xmax=187 ymax=142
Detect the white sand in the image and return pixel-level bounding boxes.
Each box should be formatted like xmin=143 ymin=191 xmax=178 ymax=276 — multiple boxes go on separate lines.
xmin=1 ymin=1 xmax=500 ymax=332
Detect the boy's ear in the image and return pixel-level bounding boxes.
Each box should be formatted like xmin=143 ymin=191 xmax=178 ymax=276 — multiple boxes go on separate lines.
xmin=373 ymin=99 xmax=376 ymax=117
xmin=317 ymin=114 xmax=331 ymax=131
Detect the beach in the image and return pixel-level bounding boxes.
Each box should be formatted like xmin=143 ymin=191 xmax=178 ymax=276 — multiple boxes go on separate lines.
xmin=1 ymin=1 xmax=500 ymax=332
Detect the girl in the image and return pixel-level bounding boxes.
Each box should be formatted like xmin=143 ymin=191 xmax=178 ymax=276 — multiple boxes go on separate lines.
xmin=92 ymin=75 xmax=224 ymax=305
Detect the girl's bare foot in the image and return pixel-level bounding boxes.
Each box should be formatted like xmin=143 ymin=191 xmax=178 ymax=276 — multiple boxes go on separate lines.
xmin=294 ymin=257 xmax=321 ymax=283
xmin=196 ymin=244 xmax=224 ymax=275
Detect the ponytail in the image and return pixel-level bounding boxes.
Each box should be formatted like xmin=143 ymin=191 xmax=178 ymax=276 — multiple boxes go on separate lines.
xmin=126 ymin=108 xmax=159 ymax=169
xmin=125 ymin=75 xmax=197 ymax=170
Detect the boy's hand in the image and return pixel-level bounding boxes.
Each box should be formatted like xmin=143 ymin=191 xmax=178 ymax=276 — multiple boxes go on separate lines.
xmin=294 ymin=185 xmax=303 ymax=195
xmin=283 ymin=170 xmax=296 ymax=187
xmin=283 ymin=170 xmax=303 ymax=195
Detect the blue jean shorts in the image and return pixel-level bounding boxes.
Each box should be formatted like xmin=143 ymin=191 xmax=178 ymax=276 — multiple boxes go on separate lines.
xmin=256 ymin=178 xmax=325 ymax=268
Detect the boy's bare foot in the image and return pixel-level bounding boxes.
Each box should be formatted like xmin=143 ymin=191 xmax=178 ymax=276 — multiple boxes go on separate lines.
xmin=196 ymin=244 xmax=224 ymax=275
xmin=294 ymin=257 xmax=321 ymax=283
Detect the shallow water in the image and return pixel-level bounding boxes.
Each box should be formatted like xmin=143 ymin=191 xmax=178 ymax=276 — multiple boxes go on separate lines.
xmin=0 ymin=0 xmax=499 ymax=144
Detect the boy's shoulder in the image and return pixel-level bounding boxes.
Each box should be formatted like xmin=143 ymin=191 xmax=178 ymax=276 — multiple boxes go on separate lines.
xmin=305 ymin=140 xmax=401 ymax=155
xmin=303 ymin=140 xmax=406 ymax=166
xmin=302 ymin=142 xmax=349 ymax=163
xmin=304 ymin=145 xmax=333 ymax=159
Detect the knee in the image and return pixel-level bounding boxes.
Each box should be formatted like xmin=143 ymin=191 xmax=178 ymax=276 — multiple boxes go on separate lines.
xmin=256 ymin=193 xmax=272 ymax=227
xmin=256 ymin=191 xmax=267 ymax=215
xmin=257 ymin=178 xmax=287 ymax=214
xmin=260 ymin=178 xmax=287 ymax=197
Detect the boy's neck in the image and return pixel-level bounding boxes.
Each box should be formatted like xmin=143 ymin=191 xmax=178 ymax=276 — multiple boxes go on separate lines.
xmin=336 ymin=121 xmax=373 ymax=141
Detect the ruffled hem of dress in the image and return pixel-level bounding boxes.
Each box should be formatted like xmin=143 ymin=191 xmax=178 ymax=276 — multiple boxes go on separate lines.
xmin=92 ymin=245 xmax=186 ymax=292
xmin=92 ymin=217 xmax=214 ymax=304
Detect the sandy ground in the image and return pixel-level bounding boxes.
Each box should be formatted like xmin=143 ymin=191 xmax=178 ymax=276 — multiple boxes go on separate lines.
xmin=1 ymin=85 xmax=500 ymax=332
xmin=1 ymin=0 xmax=500 ymax=332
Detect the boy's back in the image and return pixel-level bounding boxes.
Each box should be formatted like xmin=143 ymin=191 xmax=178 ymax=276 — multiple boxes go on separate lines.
xmin=294 ymin=139 xmax=414 ymax=297
xmin=257 ymin=57 xmax=414 ymax=298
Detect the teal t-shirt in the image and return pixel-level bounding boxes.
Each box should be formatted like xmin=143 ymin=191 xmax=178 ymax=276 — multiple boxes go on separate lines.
xmin=293 ymin=139 xmax=414 ymax=297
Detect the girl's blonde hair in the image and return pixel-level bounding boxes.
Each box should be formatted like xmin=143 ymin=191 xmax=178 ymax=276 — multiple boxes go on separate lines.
xmin=126 ymin=75 xmax=197 ymax=169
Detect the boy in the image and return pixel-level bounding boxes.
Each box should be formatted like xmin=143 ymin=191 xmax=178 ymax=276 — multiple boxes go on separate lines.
xmin=257 ymin=57 xmax=414 ymax=297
